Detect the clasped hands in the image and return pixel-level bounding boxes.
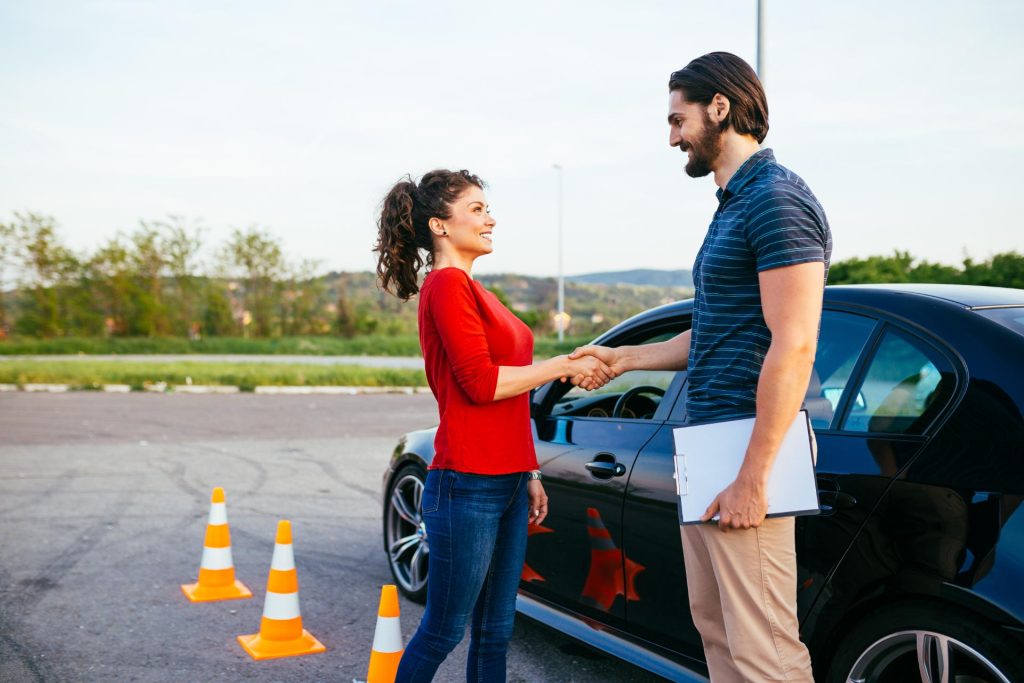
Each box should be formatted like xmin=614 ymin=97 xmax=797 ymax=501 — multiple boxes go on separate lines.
xmin=559 ymin=344 xmax=622 ymax=391
xmin=560 ymin=344 xmax=770 ymax=531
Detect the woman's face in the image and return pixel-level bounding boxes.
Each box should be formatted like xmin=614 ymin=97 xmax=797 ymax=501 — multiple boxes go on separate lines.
xmin=437 ymin=185 xmax=495 ymax=258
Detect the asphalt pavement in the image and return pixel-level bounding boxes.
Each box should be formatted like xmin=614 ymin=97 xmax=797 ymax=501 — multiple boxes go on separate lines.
xmin=0 ymin=393 xmax=663 ymax=682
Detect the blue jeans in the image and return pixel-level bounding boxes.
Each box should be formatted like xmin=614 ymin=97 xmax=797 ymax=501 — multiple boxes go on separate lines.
xmin=396 ymin=469 xmax=529 ymax=683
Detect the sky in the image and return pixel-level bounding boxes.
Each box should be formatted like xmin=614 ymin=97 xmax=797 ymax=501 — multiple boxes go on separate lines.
xmin=2 ymin=0 xmax=1022 ymax=278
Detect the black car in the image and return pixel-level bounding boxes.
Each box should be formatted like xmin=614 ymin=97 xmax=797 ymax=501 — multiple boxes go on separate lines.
xmin=381 ymin=284 xmax=1024 ymax=683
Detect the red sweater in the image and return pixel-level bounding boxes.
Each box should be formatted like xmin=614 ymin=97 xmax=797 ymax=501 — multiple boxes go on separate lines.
xmin=418 ymin=267 xmax=539 ymax=474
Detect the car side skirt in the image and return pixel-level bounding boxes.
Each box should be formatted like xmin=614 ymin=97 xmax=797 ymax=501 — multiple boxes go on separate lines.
xmin=516 ymin=592 xmax=708 ymax=682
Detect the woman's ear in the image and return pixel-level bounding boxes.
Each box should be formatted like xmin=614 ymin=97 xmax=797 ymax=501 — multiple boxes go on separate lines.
xmin=429 ymin=218 xmax=447 ymax=237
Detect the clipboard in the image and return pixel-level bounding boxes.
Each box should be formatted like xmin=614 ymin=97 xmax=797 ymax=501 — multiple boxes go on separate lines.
xmin=672 ymin=410 xmax=819 ymax=525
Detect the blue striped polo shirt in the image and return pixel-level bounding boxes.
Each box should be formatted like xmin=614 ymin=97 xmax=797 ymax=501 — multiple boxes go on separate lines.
xmin=686 ymin=148 xmax=832 ymax=422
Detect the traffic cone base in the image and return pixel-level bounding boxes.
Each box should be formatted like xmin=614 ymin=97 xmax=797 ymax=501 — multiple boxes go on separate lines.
xmin=181 ymin=578 xmax=252 ymax=602
xmin=367 ymin=650 xmax=402 ymax=681
xmin=237 ymin=630 xmax=326 ymax=661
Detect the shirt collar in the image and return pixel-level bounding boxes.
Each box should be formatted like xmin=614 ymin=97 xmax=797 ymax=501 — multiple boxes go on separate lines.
xmin=715 ymin=148 xmax=775 ymax=203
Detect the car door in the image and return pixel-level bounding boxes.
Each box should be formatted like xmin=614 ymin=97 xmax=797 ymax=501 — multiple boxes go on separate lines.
xmin=619 ymin=384 xmax=707 ymax=662
xmin=797 ymin=313 xmax=961 ymax=647
xmin=522 ymin=324 xmax=687 ymax=627
xmin=620 ymin=308 xmax=892 ymax=660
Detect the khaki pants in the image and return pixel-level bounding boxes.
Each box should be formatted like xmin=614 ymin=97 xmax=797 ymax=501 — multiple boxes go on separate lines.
xmin=680 ymin=517 xmax=814 ymax=683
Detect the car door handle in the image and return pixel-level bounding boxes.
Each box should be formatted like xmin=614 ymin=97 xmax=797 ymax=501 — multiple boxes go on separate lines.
xmin=585 ymin=461 xmax=627 ymax=478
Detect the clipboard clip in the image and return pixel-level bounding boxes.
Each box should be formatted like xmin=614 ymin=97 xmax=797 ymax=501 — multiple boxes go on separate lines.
xmin=674 ymin=454 xmax=688 ymax=496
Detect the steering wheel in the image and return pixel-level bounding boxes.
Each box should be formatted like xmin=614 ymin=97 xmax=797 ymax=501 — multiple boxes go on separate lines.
xmin=612 ymin=385 xmax=666 ymax=419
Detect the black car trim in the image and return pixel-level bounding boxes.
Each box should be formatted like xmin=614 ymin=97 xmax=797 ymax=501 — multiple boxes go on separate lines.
xmin=662 ymin=371 xmax=689 ymax=421
xmin=515 ymin=592 xmax=709 ymax=682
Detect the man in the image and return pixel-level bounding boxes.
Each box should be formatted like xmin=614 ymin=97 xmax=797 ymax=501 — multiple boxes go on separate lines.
xmin=572 ymin=52 xmax=831 ymax=681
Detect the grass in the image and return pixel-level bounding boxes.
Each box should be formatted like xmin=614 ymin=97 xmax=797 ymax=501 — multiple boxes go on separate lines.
xmin=0 ymin=360 xmax=428 ymax=391
xmin=0 ymin=334 xmax=593 ymax=357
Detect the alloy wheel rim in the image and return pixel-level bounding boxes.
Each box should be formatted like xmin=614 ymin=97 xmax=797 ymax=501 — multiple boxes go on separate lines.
xmin=386 ymin=473 xmax=428 ymax=594
xmin=847 ymin=629 xmax=1010 ymax=683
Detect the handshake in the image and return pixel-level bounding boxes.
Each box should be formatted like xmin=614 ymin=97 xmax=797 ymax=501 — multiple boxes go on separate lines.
xmin=559 ymin=345 xmax=624 ymax=391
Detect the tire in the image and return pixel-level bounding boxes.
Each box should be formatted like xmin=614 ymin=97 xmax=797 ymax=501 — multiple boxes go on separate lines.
xmin=825 ymin=600 xmax=1024 ymax=683
xmin=383 ymin=463 xmax=428 ymax=603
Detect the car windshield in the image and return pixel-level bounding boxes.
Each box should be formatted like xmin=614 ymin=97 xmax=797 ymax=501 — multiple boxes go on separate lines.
xmin=975 ymin=306 xmax=1024 ymax=337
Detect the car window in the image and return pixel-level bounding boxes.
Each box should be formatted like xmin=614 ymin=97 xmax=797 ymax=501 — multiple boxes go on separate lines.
xmin=841 ymin=327 xmax=956 ymax=435
xmin=975 ymin=306 xmax=1024 ymax=337
xmin=808 ymin=311 xmax=878 ymax=430
xmin=551 ymin=330 xmax=681 ymax=421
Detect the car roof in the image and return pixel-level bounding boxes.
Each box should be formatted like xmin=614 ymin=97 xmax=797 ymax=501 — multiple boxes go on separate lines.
xmin=607 ymin=284 xmax=1024 ymax=339
xmin=825 ymin=284 xmax=1024 ymax=309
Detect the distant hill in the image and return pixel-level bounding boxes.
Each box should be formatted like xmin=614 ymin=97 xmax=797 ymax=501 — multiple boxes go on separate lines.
xmin=566 ymin=269 xmax=693 ymax=288
xmin=326 ymin=269 xmax=693 ymax=338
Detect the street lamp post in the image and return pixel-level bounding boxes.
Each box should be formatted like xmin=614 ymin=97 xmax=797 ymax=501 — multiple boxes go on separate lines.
xmin=552 ymin=163 xmax=565 ymax=343
xmin=756 ymin=0 xmax=766 ymax=86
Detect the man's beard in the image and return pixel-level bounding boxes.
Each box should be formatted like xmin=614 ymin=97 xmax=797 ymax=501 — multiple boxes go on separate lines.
xmin=681 ymin=112 xmax=723 ymax=178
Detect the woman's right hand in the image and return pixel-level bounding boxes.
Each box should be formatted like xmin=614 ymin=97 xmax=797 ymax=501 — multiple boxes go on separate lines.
xmin=563 ymin=354 xmax=615 ymax=390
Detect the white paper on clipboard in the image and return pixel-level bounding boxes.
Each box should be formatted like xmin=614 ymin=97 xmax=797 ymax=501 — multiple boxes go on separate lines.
xmin=672 ymin=410 xmax=819 ymax=525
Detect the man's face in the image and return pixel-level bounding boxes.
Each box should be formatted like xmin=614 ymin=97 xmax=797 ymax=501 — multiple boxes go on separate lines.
xmin=667 ymin=90 xmax=722 ymax=178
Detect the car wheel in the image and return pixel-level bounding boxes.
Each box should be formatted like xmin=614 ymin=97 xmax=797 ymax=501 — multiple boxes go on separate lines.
xmin=826 ymin=600 xmax=1023 ymax=683
xmin=384 ymin=463 xmax=428 ymax=603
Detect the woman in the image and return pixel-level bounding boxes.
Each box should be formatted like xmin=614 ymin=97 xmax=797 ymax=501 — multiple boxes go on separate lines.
xmin=374 ymin=169 xmax=612 ymax=682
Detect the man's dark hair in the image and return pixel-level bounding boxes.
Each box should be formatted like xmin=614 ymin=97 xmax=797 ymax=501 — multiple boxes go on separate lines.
xmin=669 ymin=52 xmax=769 ymax=143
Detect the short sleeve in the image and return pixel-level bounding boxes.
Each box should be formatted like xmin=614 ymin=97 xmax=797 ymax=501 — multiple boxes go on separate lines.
xmin=426 ymin=269 xmax=499 ymax=404
xmin=745 ymin=183 xmax=828 ymax=272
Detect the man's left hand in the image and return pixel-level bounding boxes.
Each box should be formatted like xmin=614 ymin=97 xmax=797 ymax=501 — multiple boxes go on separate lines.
xmin=701 ymin=472 xmax=769 ymax=530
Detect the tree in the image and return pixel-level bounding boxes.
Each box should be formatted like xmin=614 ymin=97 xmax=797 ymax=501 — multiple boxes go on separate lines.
xmin=14 ymin=213 xmax=79 ymax=337
xmin=89 ymin=236 xmax=135 ymax=336
xmin=0 ymin=220 xmax=16 ymax=338
xmin=159 ymin=216 xmax=204 ymax=336
xmin=280 ymin=258 xmax=327 ymax=335
xmin=335 ymin=274 xmax=358 ymax=338
xmin=828 ymin=251 xmax=915 ymax=284
xmin=966 ymin=252 xmax=1024 ymax=289
xmin=129 ymin=224 xmax=168 ymax=336
xmin=908 ymin=261 xmax=961 ymax=284
xmin=220 ymin=228 xmax=284 ymax=337
xmin=202 ymin=281 xmax=237 ymax=336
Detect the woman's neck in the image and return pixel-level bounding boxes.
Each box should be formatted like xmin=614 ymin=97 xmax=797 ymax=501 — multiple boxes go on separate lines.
xmin=432 ymin=251 xmax=476 ymax=277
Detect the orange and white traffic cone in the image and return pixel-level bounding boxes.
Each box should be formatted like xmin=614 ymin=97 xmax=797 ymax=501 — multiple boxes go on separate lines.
xmin=365 ymin=585 xmax=404 ymax=683
xmin=237 ymin=520 xmax=326 ymax=660
xmin=181 ymin=487 xmax=252 ymax=602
